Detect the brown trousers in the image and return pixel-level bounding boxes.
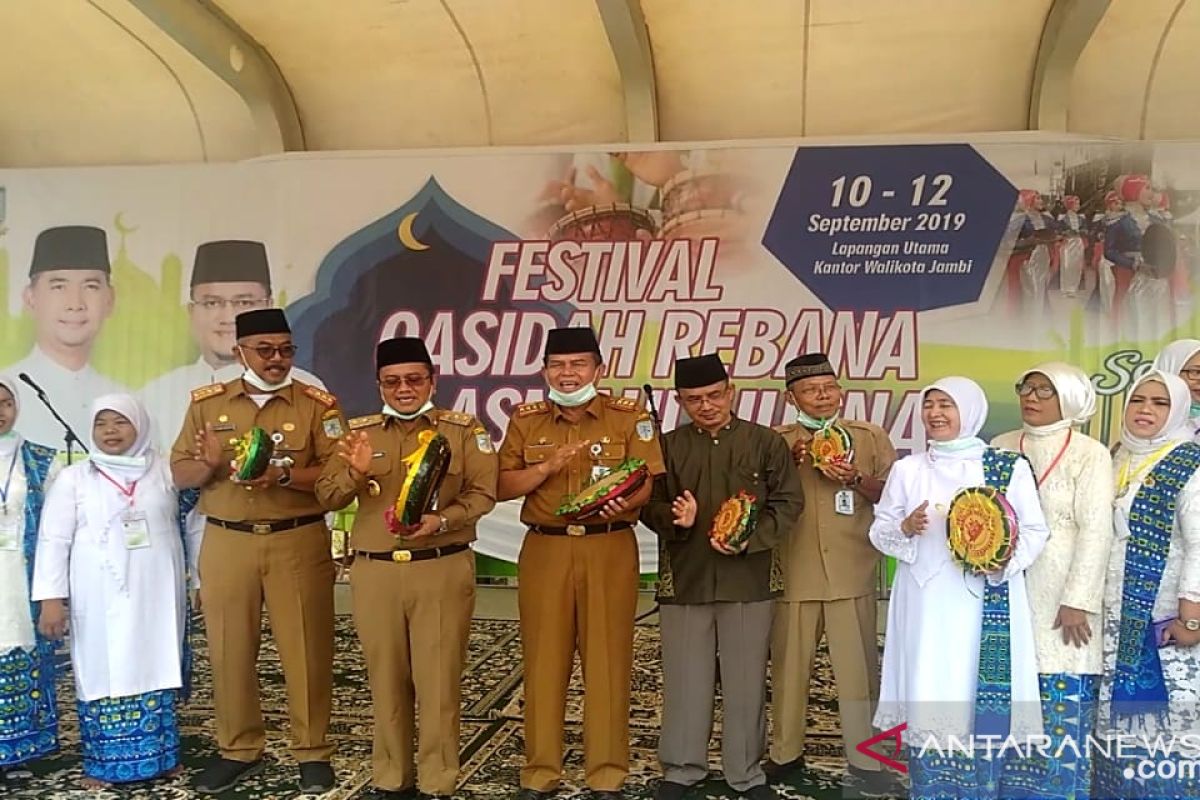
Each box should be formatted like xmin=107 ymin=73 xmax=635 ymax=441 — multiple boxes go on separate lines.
xmin=350 ymin=546 xmax=475 ymax=795
xmin=198 ymin=521 xmax=335 ymax=762
xmin=770 ymin=594 xmax=880 ymax=770
xmin=517 ymin=529 xmax=638 ymax=792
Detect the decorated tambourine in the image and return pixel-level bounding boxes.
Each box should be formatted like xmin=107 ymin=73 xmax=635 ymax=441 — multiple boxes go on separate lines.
xmin=232 ymin=427 xmax=274 ymax=480
xmin=808 ymin=424 xmax=853 ymax=468
xmin=709 ymin=490 xmax=758 ymax=549
xmin=385 ymin=430 xmax=452 ymax=533
xmin=556 ymin=458 xmax=649 ymax=521
xmin=946 ymin=486 xmax=1019 ymax=575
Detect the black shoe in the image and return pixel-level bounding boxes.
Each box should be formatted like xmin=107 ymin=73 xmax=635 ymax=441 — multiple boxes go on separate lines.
xmin=762 ymin=756 xmax=804 ymax=783
xmin=741 ymin=785 xmax=778 ymax=800
xmin=591 ymin=792 xmax=624 ymax=799
xmin=653 ymin=781 xmax=689 ymax=800
xmin=515 ymin=790 xmax=554 ymax=800
xmin=299 ymin=761 xmax=336 ymax=793
xmin=369 ymin=788 xmax=417 ymax=799
xmin=417 ymin=794 xmax=453 ymax=799
xmin=194 ymin=758 xmax=266 ymax=794
xmin=846 ymin=766 xmax=904 ymax=797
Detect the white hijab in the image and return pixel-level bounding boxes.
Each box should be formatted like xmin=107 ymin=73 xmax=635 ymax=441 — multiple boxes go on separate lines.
xmin=88 ymin=394 xmax=153 ymax=482
xmin=1018 ymin=361 xmax=1097 ymax=436
xmin=923 ymin=376 xmax=988 ymax=459
xmin=1118 ymin=371 xmax=1193 ymax=456
xmin=1151 ymin=339 xmax=1200 ymax=375
xmin=0 ymin=374 xmax=22 ymax=457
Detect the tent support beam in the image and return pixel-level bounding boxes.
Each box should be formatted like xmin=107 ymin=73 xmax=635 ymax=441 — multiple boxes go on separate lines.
xmin=1028 ymin=0 xmax=1110 ymax=131
xmin=595 ymin=0 xmax=658 ymax=142
xmin=126 ymin=0 xmax=304 ymax=153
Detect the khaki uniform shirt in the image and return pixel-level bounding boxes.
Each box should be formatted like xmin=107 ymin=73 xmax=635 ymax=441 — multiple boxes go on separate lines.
xmin=641 ymin=417 xmax=805 ymax=604
xmin=169 ymin=379 xmax=346 ymax=521
xmin=497 ymin=395 xmax=666 ymax=528
xmin=775 ymin=420 xmax=896 ymax=601
xmin=314 ymin=407 xmax=499 ymax=552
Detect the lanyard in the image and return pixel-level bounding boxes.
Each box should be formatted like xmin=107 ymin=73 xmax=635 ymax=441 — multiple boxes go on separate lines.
xmin=1019 ymin=429 xmax=1072 ymax=487
xmin=1115 ymin=442 xmax=1176 ymax=497
xmin=0 ymin=447 xmax=18 ymax=513
xmin=95 ymin=468 xmax=138 ymax=506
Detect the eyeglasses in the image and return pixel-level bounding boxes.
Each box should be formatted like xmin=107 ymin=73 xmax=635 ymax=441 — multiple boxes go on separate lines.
xmin=1180 ymin=368 xmax=1200 ymax=381
xmin=1015 ymin=382 xmax=1056 ymax=399
xmin=193 ymin=297 xmax=268 ymax=312
xmin=796 ymin=382 xmax=840 ymax=398
xmin=380 ymin=375 xmax=431 ymax=390
xmin=240 ymin=344 xmax=297 ymax=360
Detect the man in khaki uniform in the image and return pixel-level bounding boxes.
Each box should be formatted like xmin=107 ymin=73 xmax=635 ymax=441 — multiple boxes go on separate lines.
xmin=315 ymin=336 xmax=497 ymax=799
xmin=766 ymin=353 xmax=898 ymax=796
xmin=170 ymin=308 xmax=346 ymax=795
xmin=497 ymin=326 xmax=665 ymax=800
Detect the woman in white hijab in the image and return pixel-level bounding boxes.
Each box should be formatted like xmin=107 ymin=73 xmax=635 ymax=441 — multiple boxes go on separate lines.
xmin=0 ymin=375 xmax=61 ymax=785
xmin=870 ymin=377 xmax=1050 ymax=799
xmin=1151 ymin=338 xmax=1200 ymax=437
xmin=990 ymin=362 xmax=1113 ymax=799
xmin=1093 ymin=371 xmax=1200 ymax=799
xmin=30 ymin=394 xmax=195 ymax=788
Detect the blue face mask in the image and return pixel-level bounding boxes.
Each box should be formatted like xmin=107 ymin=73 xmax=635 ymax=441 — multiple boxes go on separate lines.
xmin=548 ymin=383 xmax=598 ymax=408
xmin=795 ymin=407 xmax=838 ymax=431
xmin=1190 ymin=401 xmax=1200 ymax=418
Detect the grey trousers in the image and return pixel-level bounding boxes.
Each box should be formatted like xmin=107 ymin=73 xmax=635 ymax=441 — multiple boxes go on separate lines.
xmin=658 ymin=600 xmax=775 ymax=792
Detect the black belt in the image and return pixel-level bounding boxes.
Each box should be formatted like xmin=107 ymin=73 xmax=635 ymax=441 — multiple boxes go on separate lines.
xmin=528 ymin=522 xmax=632 ymax=537
xmin=208 ymin=514 xmax=326 ymax=535
xmin=355 ymin=542 xmax=471 ymax=563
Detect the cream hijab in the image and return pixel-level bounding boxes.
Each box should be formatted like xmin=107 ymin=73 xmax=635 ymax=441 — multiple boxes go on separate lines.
xmin=1118 ymin=371 xmax=1192 ymax=456
xmin=1017 ymin=361 xmax=1097 ymax=436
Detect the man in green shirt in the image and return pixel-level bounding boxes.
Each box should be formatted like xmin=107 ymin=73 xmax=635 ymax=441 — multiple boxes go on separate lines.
xmin=641 ymin=354 xmax=804 ymax=800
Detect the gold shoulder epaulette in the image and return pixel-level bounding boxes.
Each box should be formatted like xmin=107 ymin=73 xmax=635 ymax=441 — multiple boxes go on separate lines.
xmin=517 ymin=401 xmax=549 ymax=417
xmin=190 ymin=383 xmax=226 ymax=402
xmin=349 ymin=414 xmax=383 ymax=430
xmin=437 ymin=410 xmax=473 ymax=426
xmin=605 ymin=396 xmax=639 ymax=412
xmin=304 ymin=385 xmax=337 ymax=408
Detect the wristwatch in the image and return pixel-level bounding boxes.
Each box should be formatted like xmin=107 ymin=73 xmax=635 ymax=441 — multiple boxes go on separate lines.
xmin=437 ymin=515 xmax=449 ymax=533
xmin=1184 ymin=618 xmax=1200 ymax=632
xmin=277 ymin=466 xmax=293 ymax=487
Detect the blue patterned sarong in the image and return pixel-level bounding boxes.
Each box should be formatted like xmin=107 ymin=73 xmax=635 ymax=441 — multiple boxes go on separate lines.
xmin=78 ymin=690 xmax=179 ymax=783
xmin=1004 ymin=673 xmax=1099 ymax=799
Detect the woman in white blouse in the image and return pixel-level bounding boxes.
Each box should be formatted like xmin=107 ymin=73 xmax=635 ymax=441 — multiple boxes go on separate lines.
xmin=1151 ymin=338 xmax=1200 ymax=436
xmin=1093 ymin=370 xmax=1200 ymax=799
xmin=991 ymin=362 xmax=1113 ymax=799
xmin=870 ymin=376 xmax=1050 ymax=799
xmin=0 ymin=375 xmax=60 ymax=786
xmin=31 ymin=394 xmax=200 ymax=789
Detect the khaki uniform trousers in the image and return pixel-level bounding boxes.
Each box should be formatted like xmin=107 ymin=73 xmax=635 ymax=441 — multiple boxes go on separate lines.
xmin=770 ymin=594 xmax=880 ymax=770
xmin=517 ymin=529 xmax=638 ymax=792
xmin=351 ymin=546 xmax=476 ymax=795
xmin=198 ymin=521 xmax=336 ymax=762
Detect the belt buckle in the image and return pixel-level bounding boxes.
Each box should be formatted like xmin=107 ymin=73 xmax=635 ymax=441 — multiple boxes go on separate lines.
xmin=566 ymin=524 xmax=586 ymax=537
xmin=391 ymin=550 xmax=413 ymax=562
xmin=251 ymin=523 xmax=273 ymax=535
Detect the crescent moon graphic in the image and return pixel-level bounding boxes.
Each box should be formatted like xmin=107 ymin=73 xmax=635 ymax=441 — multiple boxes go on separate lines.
xmin=114 ymin=212 xmax=137 ymax=235
xmin=398 ymin=212 xmax=430 ymax=251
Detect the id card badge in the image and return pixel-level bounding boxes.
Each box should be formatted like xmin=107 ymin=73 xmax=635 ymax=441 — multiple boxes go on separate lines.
xmin=0 ymin=516 xmax=18 ymax=551
xmin=834 ymin=489 xmax=855 ymax=516
xmin=591 ymin=464 xmax=611 ymax=484
xmin=122 ymin=511 xmax=151 ymax=550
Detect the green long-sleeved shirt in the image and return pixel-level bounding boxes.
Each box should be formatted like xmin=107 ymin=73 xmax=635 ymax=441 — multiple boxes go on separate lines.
xmin=641 ymin=416 xmax=804 ymax=604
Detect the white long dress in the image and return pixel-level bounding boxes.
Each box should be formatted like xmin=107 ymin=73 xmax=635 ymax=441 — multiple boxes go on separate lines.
xmin=870 ymin=449 xmax=1050 ymax=745
xmin=30 ymin=455 xmax=191 ymax=702
xmin=991 ymin=429 xmax=1113 ymax=675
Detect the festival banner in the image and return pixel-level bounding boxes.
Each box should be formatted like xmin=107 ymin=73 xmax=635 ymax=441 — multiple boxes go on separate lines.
xmin=2 ymin=139 xmax=1197 ymax=580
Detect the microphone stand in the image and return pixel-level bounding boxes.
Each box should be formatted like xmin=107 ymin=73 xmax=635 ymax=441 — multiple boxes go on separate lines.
xmin=29 ymin=387 xmax=89 ymax=464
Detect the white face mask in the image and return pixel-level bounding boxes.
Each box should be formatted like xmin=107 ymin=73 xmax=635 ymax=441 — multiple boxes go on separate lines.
xmin=242 ymin=367 xmax=292 ymax=393
xmin=548 ymin=383 xmax=598 ymax=408
xmin=382 ymin=400 xmax=434 ymax=421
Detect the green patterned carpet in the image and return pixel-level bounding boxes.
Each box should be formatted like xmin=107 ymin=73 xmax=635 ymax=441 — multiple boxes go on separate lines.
xmin=3 ymin=610 xmax=906 ymax=799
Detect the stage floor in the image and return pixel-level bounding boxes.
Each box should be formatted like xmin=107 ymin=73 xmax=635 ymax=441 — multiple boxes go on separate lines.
xmin=4 ymin=588 xmax=905 ymax=799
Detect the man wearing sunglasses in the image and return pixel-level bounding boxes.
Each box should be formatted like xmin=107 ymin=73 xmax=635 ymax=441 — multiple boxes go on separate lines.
xmin=316 ymin=336 xmax=497 ymax=799
xmin=170 ymin=308 xmax=347 ymax=796
xmin=143 ymin=240 xmax=325 ymax=450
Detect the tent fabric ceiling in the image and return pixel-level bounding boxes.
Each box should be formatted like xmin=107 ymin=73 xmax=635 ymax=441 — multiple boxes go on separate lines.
xmin=0 ymin=0 xmax=1194 ymax=169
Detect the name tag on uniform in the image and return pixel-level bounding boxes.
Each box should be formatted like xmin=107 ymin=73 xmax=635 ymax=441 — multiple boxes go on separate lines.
xmin=122 ymin=511 xmax=151 ymax=550
xmin=834 ymin=489 xmax=855 ymax=516
xmin=0 ymin=516 xmax=18 ymax=551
